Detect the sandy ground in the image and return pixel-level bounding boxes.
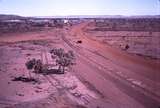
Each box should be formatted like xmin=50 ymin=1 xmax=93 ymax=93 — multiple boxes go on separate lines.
xmin=0 ymin=29 xmax=111 ymax=108
xmin=0 ymin=22 xmax=160 ymax=108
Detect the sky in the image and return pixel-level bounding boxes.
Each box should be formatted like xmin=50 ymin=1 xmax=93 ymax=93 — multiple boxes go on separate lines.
xmin=0 ymin=0 xmax=159 ymax=16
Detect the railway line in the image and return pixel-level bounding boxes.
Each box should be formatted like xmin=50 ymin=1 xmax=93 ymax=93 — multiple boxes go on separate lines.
xmin=59 ymin=23 xmax=160 ymax=108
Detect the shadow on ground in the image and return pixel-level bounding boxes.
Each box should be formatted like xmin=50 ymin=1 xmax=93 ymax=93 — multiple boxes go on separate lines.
xmin=11 ymin=69 xmax=64 ymax=83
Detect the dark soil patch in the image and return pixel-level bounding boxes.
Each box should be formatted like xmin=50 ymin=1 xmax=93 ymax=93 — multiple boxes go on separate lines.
xmin=12 ymin=76 xmax=38 ymax=83
xmin=42 ymin=69 xmax=64 ymax=75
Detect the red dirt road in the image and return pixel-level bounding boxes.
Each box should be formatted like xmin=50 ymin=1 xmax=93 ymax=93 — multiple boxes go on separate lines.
xmin=61 ymin=22 xmax=160 ymax=108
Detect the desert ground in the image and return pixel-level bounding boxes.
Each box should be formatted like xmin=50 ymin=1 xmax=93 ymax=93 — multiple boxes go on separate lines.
xmin=0 ymin=19 xmax=160 ymax=108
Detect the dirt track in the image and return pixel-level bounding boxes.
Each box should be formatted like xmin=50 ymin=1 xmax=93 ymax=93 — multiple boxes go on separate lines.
xmin=0 ymin=21 xmax=160 ymax=108
xmin=61 ymin=22 xmax=160 ymax=108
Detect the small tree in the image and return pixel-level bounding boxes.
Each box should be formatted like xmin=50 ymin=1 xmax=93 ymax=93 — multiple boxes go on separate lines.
xmin=25 ymin=58 xmax=43 ymax=79
xmin=50 ymin=48 xmax=76 ymax=73
xmin=25 ymin=58 xmax=36 ymax=79
xmin=33 ymin=59 xmax=43 ymax=73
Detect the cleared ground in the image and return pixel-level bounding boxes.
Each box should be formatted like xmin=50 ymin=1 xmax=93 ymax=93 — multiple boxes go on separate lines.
xmin=0 ymin=21 xmax=159 ymax=108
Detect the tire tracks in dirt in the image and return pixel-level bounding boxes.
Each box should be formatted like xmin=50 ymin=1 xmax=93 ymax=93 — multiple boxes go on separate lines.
xmin=61 ymin=27 xmax=160 ymax=108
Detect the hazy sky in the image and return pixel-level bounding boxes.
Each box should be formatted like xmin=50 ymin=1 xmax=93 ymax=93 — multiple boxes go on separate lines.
xmin=0 ymin=0 xmax=159 ymax=16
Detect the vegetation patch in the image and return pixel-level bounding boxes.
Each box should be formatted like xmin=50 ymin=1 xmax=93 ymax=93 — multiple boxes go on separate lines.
xmin=23 ymin=48 xmax=76 ymax=82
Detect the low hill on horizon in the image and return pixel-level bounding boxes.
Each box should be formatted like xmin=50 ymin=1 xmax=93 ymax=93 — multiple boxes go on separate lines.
xmin=0 ymin=14 xmax=160 ymax=19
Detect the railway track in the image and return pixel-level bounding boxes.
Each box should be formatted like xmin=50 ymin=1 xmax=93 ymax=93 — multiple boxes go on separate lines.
xmin=61 ymin=31 xmax=160 ymax=108
xmin=40 ymin=49 xmax=95 ymax=107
